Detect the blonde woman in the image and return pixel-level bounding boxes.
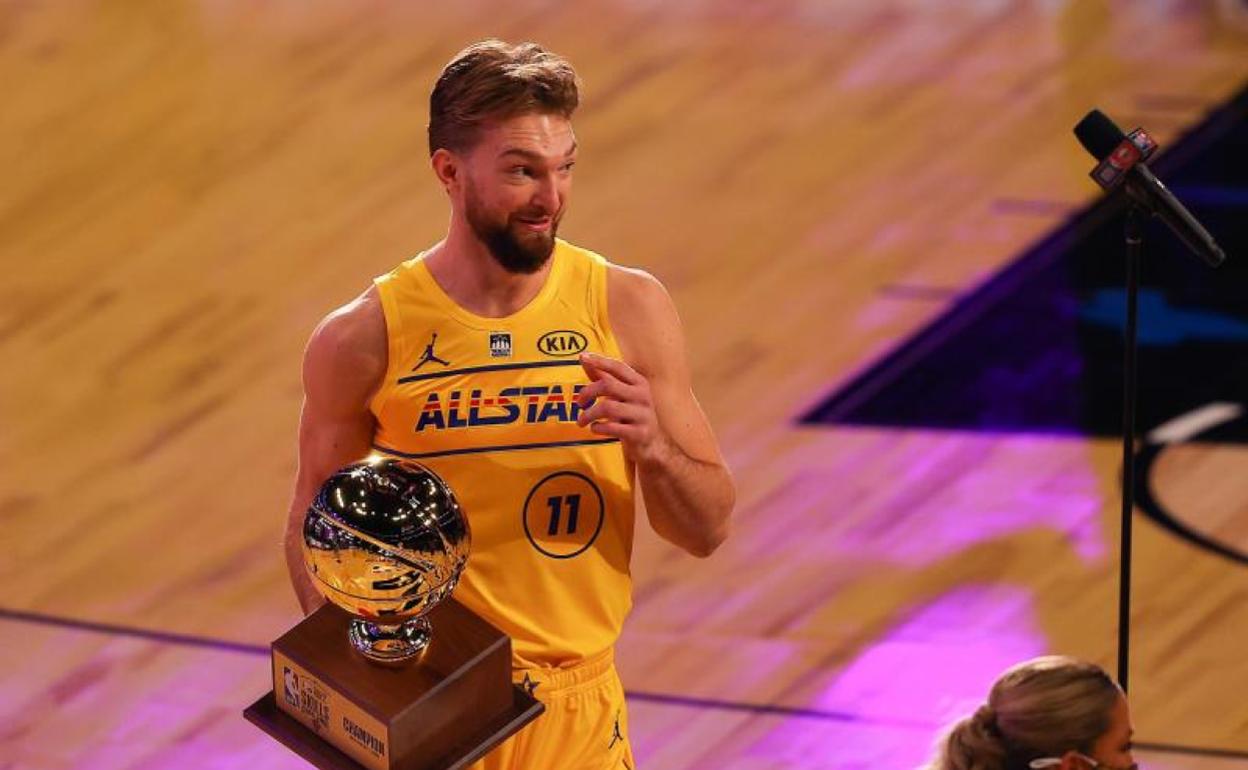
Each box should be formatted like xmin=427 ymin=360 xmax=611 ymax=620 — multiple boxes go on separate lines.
xmin=925 ymin=656 xmax=1137 ymax=770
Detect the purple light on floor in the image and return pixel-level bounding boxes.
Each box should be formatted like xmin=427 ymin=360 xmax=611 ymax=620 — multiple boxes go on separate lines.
xmin=739 ymin=719 xmax=941 ymax=770
xmin=737 ymin=584 xmax=1048 ymax=766
xmin=804 ymin=436 xmax=1108 ymax=565
xmin=811 ymin=584 xmax=1046 ymax=722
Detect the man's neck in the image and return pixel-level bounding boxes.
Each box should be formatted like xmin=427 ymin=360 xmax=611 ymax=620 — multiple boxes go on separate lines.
xmin=424 ymin=222 xmax=554 ymax=318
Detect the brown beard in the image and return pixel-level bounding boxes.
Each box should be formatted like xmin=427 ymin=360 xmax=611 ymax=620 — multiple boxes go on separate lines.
xmin=464 ymin=181 xmax=558 ymax=275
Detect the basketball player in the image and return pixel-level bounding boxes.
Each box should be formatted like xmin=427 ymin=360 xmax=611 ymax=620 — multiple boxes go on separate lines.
xmin=924 ymin=657 xmax=1137 ymax=770
xmin=283 ymin=39 xmax=736 ymax=769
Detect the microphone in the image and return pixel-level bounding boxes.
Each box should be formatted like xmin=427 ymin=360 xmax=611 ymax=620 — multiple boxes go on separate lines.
xmin=1074 ymin=109 xmax=1226 ymax=268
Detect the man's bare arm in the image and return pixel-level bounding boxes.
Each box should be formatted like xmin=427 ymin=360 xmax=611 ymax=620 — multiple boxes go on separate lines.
xmin=576 ymin=267 xmax=735 ymax=557
xmin=283 ymin=286 xmax=388 ymax=614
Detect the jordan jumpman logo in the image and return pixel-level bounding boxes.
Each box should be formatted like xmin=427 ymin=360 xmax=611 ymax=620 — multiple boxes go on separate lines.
xmin=412 ymin=332 xmax=451 ymax=371
xmin=608 ymin=710 xmax=624 ymax=749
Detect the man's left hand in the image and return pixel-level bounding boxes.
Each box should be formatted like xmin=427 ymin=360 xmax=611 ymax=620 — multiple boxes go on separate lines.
xmin=575 ymin=352 xmax=674 ymax=465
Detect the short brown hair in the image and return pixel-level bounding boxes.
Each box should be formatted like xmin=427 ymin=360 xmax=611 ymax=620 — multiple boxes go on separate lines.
xmin=428 ymin=39 xmax=580 ymax=156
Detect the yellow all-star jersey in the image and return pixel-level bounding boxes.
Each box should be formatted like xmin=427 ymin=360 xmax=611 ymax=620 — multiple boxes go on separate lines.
xmin=369 ymin=239 xmax=635 ymax=667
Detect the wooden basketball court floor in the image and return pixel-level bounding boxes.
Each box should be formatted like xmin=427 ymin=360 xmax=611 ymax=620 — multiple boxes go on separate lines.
xmin=2 ymin=1 xmax=1247 ymax=768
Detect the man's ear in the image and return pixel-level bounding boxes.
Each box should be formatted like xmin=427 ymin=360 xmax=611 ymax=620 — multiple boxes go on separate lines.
xmin=431 ymin=148 xmax=459 ymax=193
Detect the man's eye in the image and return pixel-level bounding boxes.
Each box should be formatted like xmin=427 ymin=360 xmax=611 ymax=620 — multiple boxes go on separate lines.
xmin=509 ymin=166 xmax=530 ymax=177
xmin=560 ymin=162 xmax=576 ymax=173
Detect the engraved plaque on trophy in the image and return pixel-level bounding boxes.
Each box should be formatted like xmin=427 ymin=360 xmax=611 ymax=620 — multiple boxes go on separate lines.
xmin=244 ymin=458 xmax=543 ymax=770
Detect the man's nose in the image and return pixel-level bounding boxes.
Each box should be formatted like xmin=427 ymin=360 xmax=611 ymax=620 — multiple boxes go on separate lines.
xmin=532 ymin=174 xmax=561 ymax=213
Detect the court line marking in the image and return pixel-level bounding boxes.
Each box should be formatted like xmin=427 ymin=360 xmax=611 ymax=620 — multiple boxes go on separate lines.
xmin=3 ymin=605 xmax=1248 ymax=759
xmin=0 ymin=606 xmax=268 ymax=655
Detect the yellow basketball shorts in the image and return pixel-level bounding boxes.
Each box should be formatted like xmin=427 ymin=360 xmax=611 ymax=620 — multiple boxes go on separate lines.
xmin=470 ymin=647 xmax=636 ymax=770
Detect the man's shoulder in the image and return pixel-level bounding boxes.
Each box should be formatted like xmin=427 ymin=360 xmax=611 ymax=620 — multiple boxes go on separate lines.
xmin=602 ymin=264 xmax=680 ymax=378
xmin=300 ymin=285 xmax=387 ymax=411
xmin=557 ymin=238 xmax=635 ymax=275
xmin=306 ymin=286 xmax=387 ymax=371
xmin=553 ymin=238 xmax=666 ymax=299
xmin=605 ymin=262 xmax=670 ymax=315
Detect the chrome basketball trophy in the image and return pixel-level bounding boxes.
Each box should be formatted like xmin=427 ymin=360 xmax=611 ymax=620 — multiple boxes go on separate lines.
xmin=245 ymin=457 xmax=543 ymax=770
xmin=302 ymin=458 xmax=470 ymax=662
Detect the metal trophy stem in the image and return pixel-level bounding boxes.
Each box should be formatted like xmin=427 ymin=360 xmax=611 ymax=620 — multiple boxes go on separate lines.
xmin=349 ymin=616 xmax=433 ymax=663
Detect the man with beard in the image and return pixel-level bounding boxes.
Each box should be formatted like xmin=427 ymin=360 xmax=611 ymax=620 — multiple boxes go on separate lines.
xmin=284 ymin=39 xmax=736 ymax=769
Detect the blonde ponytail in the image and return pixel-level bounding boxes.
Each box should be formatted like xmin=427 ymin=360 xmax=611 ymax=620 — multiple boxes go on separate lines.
xmin=924 ymin=657 xmax=1120 ymax=770
xmin=931 ymin=704 xmax=1008 ymax=770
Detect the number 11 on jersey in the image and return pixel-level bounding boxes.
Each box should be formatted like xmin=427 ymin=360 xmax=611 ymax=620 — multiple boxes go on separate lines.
xmin=546 ymin=495 xmax=581 ymax=536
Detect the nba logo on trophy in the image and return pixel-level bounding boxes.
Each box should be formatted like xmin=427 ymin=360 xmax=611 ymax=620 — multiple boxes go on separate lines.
xmin=282 ymin=668 xmax=299 ymax=709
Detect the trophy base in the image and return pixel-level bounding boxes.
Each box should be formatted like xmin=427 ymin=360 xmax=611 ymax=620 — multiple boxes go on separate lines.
xmin=246 ymin=600 xmax=544 ymax=770
xmin=245 ymin=685 xmax=542 ymax=770
xmin=350 ymin=616 xmax=431 ymax=663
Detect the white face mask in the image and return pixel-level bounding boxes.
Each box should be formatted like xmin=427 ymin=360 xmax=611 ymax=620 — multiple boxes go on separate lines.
xmin=1029 ymin=753 xmax=1138 ymax=770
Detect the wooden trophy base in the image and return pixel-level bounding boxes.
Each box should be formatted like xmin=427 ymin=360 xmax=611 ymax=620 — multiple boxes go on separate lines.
xmin=245 ymin=687 xmax=541 ymax=770
xmin=244 ymin=600 xmax=543 ymax=770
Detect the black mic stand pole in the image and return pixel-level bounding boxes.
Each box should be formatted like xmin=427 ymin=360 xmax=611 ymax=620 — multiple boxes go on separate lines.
xmin=1117 ymin=205 xmax=1144 ymax=694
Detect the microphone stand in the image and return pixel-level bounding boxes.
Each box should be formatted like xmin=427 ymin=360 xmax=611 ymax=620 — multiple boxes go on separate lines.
xmin=1117 ymin=205 xmax=1144 ymax=693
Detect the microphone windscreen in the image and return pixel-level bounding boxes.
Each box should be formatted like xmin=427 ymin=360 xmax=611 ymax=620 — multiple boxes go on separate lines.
xmin=1074 ymin=109 xmax=1126 ymax=161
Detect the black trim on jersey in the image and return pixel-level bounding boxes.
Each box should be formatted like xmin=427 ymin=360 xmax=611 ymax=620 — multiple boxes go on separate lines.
xmin=372 ymin=437 xmax=620 ymax=460
xmin=397 ymin=360 xmax=583 ymax=384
